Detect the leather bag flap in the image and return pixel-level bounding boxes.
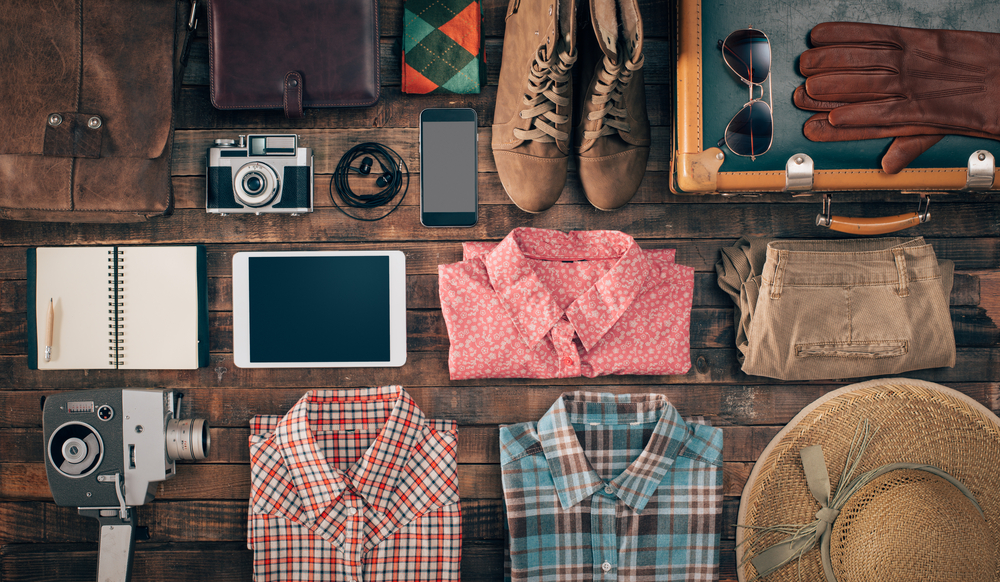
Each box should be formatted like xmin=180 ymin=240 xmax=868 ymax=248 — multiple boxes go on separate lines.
xmin=0 ymin=0 xmax=175 ymax=160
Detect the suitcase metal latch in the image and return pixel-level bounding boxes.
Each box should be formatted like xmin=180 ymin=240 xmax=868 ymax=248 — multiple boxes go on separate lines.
xmin=784 ymin=154 xmax=814 ymax=193
xmin=965 ymin=150 xmax=995 ymax=191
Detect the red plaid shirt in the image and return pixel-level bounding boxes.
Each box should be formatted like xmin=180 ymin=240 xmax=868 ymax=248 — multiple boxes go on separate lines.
xmin=248 ymin=386 xmax=462 ymax=581
xmin=439 ymin=228 xmax=695 ymax=379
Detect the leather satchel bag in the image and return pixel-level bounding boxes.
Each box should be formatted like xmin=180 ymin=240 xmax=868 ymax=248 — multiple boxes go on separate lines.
xmin=0 ymin=1 xmax=190 ymax=223
xmin=208 ymin=0 xmax=381 ymax=119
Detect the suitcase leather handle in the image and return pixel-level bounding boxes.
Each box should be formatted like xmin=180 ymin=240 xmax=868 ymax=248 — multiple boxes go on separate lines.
xmin=818 ymin=212 xmax=923 ymax=235
xmin=816 ymin=194 xmax=930 ymax=235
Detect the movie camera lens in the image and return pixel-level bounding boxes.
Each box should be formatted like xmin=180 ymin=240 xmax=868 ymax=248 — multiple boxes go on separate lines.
xmin=165 ymin=418 xmax=211 ymax=461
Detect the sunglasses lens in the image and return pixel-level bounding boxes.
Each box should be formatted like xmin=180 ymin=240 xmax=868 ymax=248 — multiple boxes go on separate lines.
xmin=725 ymin=101 xmax=772 ymax=158
xmin=723 ymin=29 xmax=770 ymax=84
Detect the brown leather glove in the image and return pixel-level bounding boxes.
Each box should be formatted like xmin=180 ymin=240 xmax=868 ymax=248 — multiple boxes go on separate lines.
xmin=793 ymin=22 xmax=1000 ymax=173
xmin=794 ymin=87 xmax=945 ymax=174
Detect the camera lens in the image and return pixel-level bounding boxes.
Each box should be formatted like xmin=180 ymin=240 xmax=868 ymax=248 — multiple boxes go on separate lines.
xmin=166 ymin=417 xmax=211 ymax=461
xmin=245 ymin=175 xmax=264 ymax=194
xmin=234 ymin=162 xmax=279 ymax=207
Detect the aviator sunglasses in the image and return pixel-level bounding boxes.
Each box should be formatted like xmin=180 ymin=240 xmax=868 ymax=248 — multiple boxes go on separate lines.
xmin=717 ymin=28 xmax=773 ymax=160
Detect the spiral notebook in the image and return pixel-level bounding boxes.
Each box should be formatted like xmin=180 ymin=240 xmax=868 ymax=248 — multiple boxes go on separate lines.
xmin=27 ymin=246 xmax=208 ymax=370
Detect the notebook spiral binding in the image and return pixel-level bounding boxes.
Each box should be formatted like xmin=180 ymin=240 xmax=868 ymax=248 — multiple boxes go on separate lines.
xmin=107 ymin=249 xmax=124 ymax=367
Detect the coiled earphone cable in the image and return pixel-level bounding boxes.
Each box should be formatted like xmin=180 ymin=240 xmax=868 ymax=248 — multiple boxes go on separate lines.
xmin=329 ymin=142 xmax=409 ymax=221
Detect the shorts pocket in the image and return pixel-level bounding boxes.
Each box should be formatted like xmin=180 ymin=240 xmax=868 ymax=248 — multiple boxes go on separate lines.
xmin=795 ymin=340 xmax=908 ymax=359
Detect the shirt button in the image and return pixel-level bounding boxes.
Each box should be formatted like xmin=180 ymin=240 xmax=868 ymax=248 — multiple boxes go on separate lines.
xmin=348 ymin=507 xmax=358 ymax=516
xmin=602 ymin=561 xmax=612 ymax=572
xmin=561 ymin=356 xmax=573 ymax=367
xmin=604 ymin=485 xmax=614 ymax=494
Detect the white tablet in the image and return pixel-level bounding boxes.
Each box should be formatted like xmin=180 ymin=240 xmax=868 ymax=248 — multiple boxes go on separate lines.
xmin=232 ymin=251 xmax=406 ymax=368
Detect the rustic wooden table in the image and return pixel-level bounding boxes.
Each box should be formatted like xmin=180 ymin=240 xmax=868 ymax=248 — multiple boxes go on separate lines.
xmin=1 ymin=0 xmax=998 ymax=580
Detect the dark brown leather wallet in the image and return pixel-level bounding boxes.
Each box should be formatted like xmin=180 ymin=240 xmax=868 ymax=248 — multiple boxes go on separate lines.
xmin=208 ymin=0 xmax=380 ymax=118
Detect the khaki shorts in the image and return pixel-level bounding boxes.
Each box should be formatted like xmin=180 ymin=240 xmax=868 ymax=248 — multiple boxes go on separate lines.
xmin=718 ymin=237 xmax=955 ymax=381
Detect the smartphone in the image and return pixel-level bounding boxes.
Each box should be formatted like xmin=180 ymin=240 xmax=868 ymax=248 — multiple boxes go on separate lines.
xmin=419 ymin=108 xmax=478 ymax=227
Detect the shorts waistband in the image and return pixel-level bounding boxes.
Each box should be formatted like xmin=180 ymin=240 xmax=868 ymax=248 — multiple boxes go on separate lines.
xmin=761 ymin=237 xmax=941 ymax=287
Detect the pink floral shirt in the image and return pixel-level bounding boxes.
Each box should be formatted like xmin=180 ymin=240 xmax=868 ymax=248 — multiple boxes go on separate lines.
xmin=438 ymin=228 xmax=694 ymax=379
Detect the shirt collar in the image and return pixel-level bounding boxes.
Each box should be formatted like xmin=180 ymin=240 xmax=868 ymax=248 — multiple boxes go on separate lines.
xmin=272 ymin=386 xmax=426 ymax=522
xmin=536 ymin=391 xmax=693 ymax=513
xmin=481 ymin=228 xmax=651 ymax=351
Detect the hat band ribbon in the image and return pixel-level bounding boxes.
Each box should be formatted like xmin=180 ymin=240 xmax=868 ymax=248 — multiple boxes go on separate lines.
xmin=749 ymin=444 xmax=983 ymax=582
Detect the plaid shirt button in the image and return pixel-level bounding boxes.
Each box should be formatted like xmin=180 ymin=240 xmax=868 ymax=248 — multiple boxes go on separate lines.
xmin=601 ymin=561 xmax=612 ymax=572
xmin=348 ymin=507 xmax=358 ymax=516
xmin=603 ymin=485 xmax=614 ymax=494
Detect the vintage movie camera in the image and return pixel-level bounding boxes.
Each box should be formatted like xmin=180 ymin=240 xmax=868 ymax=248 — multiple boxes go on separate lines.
xmin=207 ymin=133 xmax=313 ymax=214
xmin=43 ymin=389 xmax=210 ymax=582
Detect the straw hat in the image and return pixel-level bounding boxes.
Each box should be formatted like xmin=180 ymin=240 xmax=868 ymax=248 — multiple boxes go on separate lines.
xmin=736 ymin=378 xmax=1000 ymax=582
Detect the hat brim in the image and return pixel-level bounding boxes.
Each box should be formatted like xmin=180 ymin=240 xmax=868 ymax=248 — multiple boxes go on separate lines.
xmin=736 ymin=378 xmax=1000 ymax=582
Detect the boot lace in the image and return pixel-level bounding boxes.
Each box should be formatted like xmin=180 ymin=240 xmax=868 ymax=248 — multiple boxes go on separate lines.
xmin=583 ymin=49 xmax=644 ymax=139
xmin=513 ymin=46 xmax=577 ymax=143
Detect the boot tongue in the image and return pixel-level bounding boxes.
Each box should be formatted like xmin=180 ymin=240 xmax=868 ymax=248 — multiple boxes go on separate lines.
xmin=590 ymin=0 xmax=619 ymax=63
xmin=560 ymin=0 xmax=578 ymax=54
xmin=618 ymin=0 xmax=642 ymax=62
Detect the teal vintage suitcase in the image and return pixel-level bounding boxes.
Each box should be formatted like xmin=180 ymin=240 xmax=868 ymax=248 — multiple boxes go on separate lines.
xmin=672 ymin=0 xmax=1000 ymax=233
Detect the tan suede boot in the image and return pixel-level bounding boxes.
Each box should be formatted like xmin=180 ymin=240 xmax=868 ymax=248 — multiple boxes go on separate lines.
xmin=574 ymin=0 xmax=649 ymax=210
xmin=492 ymin=0 xmax=577 ymax=213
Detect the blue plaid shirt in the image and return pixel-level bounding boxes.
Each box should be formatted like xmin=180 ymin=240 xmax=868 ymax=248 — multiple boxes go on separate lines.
xmin=500 ymin=392 xmax=724 ymax=581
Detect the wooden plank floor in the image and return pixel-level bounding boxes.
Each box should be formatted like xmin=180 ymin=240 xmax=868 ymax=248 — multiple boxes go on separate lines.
xmin=1 ymin=1 xmax=998 ymax=580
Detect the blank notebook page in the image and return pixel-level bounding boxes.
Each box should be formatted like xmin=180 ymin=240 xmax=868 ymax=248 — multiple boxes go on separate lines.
xmin=34 ymin=247 xmax=114 ymax=369
xmin=118 ymin=247 xmax=201 ymax=369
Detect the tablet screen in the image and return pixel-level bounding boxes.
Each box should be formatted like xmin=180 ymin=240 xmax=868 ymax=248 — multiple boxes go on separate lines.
xmin=249 ymin=256 xmax=389 ymax=363
xmin=233 ymin=251 xmax=406 ymax=367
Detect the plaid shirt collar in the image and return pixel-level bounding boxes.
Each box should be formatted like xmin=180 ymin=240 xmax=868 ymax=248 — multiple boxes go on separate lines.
xmin=272 ymin=386 xmax=427 ymax=523
xmin=536 ymin=391 xmax=695 ymax=513
xmin=480 ymin=227 xmax=651 ymax=351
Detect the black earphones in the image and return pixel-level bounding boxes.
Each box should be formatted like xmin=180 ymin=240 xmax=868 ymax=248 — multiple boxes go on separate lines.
xmin=351 ymin=156 xmax=374 ymax=175
xmin=331 ymin=142 xmax=409 ymax=222
xmin=350 ymin=155 xmax=395 ymax=189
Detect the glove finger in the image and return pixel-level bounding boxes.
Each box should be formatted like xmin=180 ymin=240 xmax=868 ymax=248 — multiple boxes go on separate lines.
xmin=800 ymin=45 xmax=900 ymax=76
xmin=793 ymin=85 xmax=848 ymax=111
xmin=801 ymin=113 xmax=942 ymax=174
xmin=881 ymin=135 xmax=944 ymax=174
xmin=803 ymin=112 xmax=908 ymax=141
xmin=827 ymin=100 xmax=944 ymax=130
xmin=808 ymin=22 xmax=903 ymax=47
xmin=805 ymin=73 xmax=903 ymax=103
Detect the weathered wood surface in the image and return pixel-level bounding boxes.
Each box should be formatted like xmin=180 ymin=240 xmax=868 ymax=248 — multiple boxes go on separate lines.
xmin=0 ymin=0 xmax=997 ymax=580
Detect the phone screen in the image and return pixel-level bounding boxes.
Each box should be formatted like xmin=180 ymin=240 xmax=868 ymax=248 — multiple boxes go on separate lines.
xmin=420 ymin=109 xmax=478 ymax=227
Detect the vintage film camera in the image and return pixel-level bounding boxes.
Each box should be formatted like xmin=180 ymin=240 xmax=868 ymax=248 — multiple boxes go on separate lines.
xmin=207 ymin=134 xmax=313 ymax=214
xmin=43 ymin=389 xmax=210 ymax=582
